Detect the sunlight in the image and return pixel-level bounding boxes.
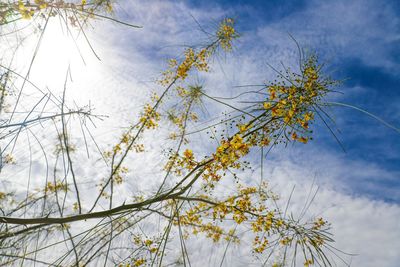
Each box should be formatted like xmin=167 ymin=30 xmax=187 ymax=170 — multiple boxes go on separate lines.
xmin=3 ymin=16 xmax=110 ymax=114
xmin=28 ymin=18 xmax=90 ymax=90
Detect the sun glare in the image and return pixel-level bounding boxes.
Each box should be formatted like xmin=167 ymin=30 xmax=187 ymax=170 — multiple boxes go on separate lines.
xmin=1 ymin=16 xmax=109 ymax=112
xmin=29 ymin=19 xmax=90 ymax=90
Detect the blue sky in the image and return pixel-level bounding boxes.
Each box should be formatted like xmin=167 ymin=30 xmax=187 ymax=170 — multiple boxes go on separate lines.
xmin=95 ymin=3 xmax=399 ymax=263
xmin=182 ymin=0 xmax=400 ymax=203
xmin=104 ymin=2 xmax=400 ymax=263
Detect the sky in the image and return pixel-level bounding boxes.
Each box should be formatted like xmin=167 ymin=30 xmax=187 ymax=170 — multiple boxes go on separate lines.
xmin=177 ymin=0 xmax=400 ymax=202
xmin=1 ymin=0 xmax=400 ymax=266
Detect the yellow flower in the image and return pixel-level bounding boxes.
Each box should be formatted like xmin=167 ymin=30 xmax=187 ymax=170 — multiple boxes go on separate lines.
xmin=133 ymin=258 xmax=145 ymax=267
xmin=34 ymin=0 xmax=48 ymax=9
xmin=216 ymin=18 xmax=239 ymax=51
xmin=144 ymin=239 xmax=153 ymax=246
xmin=263 ymin=102 xmax=272 ymax=109
xmin=238 ymin=124 xmax=248 ymax=133
xmin=18 ymin=1 xmax=34 ymax=20
xmin=183 ymin=149 xmax=194 ymax=160
xmin=140 ymin=104 xmax=160 ymax=129
xmin=297 ymin=136 xmax=308 ymax=144
xmin=105 ymin=1 xmax=113 ymax=13
xmin=304 ymin=112 xmax=314 ymax=121
xmin=304 ymin=259 xmax=314 ymax=267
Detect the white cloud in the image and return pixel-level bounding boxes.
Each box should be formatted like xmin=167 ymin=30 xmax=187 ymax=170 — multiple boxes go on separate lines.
xmin=268 ymin=169 xmax=400 ymax=267
xmin=255 ymin=0 xmax=400 ymax=70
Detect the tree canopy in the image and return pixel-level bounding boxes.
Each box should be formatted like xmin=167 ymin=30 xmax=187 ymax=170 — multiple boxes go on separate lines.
xmin=0 ymin=1 xmax=398 ymax=266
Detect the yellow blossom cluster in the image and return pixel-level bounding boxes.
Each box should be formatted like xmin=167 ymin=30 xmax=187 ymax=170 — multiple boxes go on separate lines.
xmin=164 ymin=149 xmax=198 ymax=176
xmin=107 ymin=138 xmax=144 ymax=158
xmin=174 ymin=203 xmax=229 ymax=243
xmin=17 ymin=0 xmax=35 ymax=19
xmin=112 ymin=166 xmax=128 ymax=184
xmin=72 ymin=202 xmax=79 ymax=212
xmin=34 ymin=0 xmax=48 ymax=9
xmin=156 ymin=52 xmax=334 ymax=262
xmin=304 ymin=259 xmax=314 ymax=267
xmin=44 ymin=180 xmax=68 ymax=193
xmin=194 ymin=134 xmax=251 ymax=185
xmin=133 ymin=143 xmax=145 ymax=153
xmin=68 ymin=15 xmax=335 ymax=264
xmin=251 ymin=211 xmax=274 ymax=233
xmin=2 ymin=0 xmax=114 ymax=24
xmin=216 ymin=18 xmax=239 ymax=51
xmin=133 ymin=235 xmax=159 ymax=254
xmin=166 ymin=178 xmax=331 ymax=260
xmin=117 ymin=234 xmax=163 ymax=266
xmin=312 ymin=217 xmax=327 ymax=230
xmin=183 ymin=149 xmax=194 ymax=161
xmin=132 ymin=258 xmax=145 ymax=266
xmin=3 ymin=154 xmax=16 ymax=164
xmin=173 ymin=186 xmax=266 ymax=245
xmin=139 ymin=104 xmax=160 ymax=129
xmin=103 ymin=133 xmax=145 ymax=160
xmin=261 ymin=55 xmax=336 ymax=144
xmin=253 ymin=235 xmax=269 ymax=253
xmin=213 ymin=134 xmax=249 ymax=169
xmin=159 ymin=18 xmax=238 ymax=86
xmin=175 ymin=48 xmax=209 ymax=80
xmin=160 ymin=48 xmax=210 ymax=85
xmin=217 ymin=55 xmax=335 ymax=158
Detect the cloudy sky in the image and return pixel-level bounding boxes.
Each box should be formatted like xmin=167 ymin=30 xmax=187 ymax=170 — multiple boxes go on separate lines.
xmin=1 ymin=0 xmax=400 ymax=266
